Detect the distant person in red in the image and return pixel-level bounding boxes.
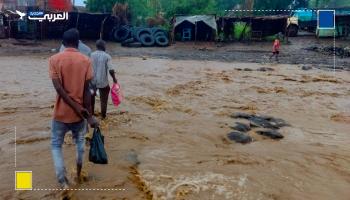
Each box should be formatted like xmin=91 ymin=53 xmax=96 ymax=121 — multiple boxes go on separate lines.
xmin=270 ymin=38 xmax=281 ymax=62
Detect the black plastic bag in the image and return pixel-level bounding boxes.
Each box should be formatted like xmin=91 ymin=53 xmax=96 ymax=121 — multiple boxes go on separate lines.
xmin=89 ymin=127 xmax=108 ymax=164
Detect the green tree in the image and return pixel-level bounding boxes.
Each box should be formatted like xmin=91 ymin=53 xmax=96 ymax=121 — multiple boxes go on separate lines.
xmin=310 ymin=0 xmax=350 ymax=8
xmin=87 ymin=0 xmax=336 ymax=24
xmin=85 ymin=0 xmax=157 ymax=24
xmin=85 ymin=0 xmax=117 ymax=13
xmin=160 ymin=0 xmax=218 ymax=18
xmin=294 ymin=0 xmax=309 ymax=8
xmin=216 ymin=0 xmax=242 ymax=14
xmin=253 ymin=0 xmax=294 ymax=10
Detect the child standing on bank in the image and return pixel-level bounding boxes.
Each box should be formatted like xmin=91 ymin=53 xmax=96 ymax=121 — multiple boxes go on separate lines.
xmin=270 ymin=38 xmax=281 ymax=62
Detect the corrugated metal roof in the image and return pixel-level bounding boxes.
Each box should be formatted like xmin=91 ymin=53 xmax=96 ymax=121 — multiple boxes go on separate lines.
xmin=221 ymin=15 xmax=289 ymax=20
xmin=174 ymin=15 xmax=217 ymax=31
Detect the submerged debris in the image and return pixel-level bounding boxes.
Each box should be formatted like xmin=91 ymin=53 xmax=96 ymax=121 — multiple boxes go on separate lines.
xmin=255 ymin=129 xmax=284 ymax=140
xmin=231 ymin=122 xmax=251 ymax=132
xmin=227 ymin=132 xmax=252 ymax=144
xmin=250 ymin=116 xmax=278 ymax=129
xmin=257 ymin=67 xmax=274 ymax=72
xmin=305 ymin=46 xmax=350 ymax=58
xmin=229 ymin=112 xmax=289 ymax=142
xmin=231 ymin=113 xmax=289 ymax=130
xmin=301 ymin=65 xmax=313 ymax=71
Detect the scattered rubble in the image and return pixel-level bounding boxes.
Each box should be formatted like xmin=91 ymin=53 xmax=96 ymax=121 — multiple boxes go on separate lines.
xmin=235 ymin=67 xmax=275 ymax=72
xmin=231 ymin=122 xmax=251 ymax=132
xmin=305 ymin=46 xmax=350 ymax=57
xmin=228 ymin=113 xmax=289 ymax=143
xmin=255 ymin=128 xmax=284 ymax=139
xmin=257 ymin=67 xmax=275 ymax=72
xmin=227 ymin=132 xmax=253 ymax=144
xmin=301 ymin=65 xmax=313 ymax=71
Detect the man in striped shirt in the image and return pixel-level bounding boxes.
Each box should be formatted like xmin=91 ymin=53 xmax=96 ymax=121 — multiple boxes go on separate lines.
xmin=91 ymin=39 xmax=117 ymax=119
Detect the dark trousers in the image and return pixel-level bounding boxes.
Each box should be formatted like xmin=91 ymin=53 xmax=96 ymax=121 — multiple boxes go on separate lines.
xmin=92 ymin=85 xmax=110 ymax=119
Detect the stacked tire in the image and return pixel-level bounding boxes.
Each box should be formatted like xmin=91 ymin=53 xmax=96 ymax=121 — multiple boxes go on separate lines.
xmin=151 ymin=28 xmax=169 ymax=47
xmin=112 ymin=25 xmax=131 ymax=42
xmin=112 ymin=26 xmax=169 ymax=47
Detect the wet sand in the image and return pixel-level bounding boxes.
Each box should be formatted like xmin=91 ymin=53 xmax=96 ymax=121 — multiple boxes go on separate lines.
xmin=0 ymin=55 xmax=350 ymax=200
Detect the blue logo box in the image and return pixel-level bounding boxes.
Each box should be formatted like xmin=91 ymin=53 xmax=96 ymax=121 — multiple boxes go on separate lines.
xmin=318 ymin=10 xmax=335 ymax=29
xmin=28 ymin=11 xmax=44 ymax=17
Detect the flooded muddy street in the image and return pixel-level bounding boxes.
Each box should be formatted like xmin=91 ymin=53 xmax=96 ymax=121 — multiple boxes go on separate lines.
xmin=0 ymin=55 xmax=350 ymax=200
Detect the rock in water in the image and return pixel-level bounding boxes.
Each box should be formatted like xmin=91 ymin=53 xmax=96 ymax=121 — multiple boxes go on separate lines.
xmin=227 ymin=132 xmax=252 ymax=144
xmin=231 ymin=113 xmax=289 ymax=129
xmin=231 ymin=122 xmax=251 ymax=132
xmin=268 ymin=118 xmax=289 ymax=128
xmin=255 ymin=129 xmax=284 ymax=139
xmin=257 ymin=115 xmax=289 ymax=128
xmin=301 ymin=65 xmax=313 ymax=71
xmin=256 ymin=114 xmax=274 ymax=120
xmin=257 ymin=67 xmax=274 ymax=72
xmin=250 ymin=116 xmax=277 ymax=129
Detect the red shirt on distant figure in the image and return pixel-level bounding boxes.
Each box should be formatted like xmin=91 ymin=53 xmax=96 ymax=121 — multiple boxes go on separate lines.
xmin=273 ymin=39 xmax=280 ymax=53
xmin=270 ymin=39 xmax=280 ymax=61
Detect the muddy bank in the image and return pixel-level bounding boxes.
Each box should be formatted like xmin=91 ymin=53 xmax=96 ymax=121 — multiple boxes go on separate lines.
xmin=0 ymin=56 xmax=349 ymax=200
xmin=1 ymin=36 xmax=350 ymax=71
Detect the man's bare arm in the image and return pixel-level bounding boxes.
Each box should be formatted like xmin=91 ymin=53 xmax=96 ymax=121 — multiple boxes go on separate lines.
xmin=83 ymin=80 xmax=99 ymax=127
xmin=83 ymin=80 xmax=92 ymax=117
xmin=107 ymin=58 xmax=117 ymax=83
xmin=109 ymin=70 xmax=117 ymax=83
xmin=52 ymin=79 xmax=87 ymax=118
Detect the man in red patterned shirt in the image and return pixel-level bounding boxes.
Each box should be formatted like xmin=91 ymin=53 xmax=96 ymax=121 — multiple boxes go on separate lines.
xmin=270 ymin=38 xmax=281 ymax=62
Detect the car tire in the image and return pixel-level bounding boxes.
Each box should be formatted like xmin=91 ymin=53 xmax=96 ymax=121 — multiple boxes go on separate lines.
xmin=155 ymin=35 xmax=169 ymax=47
xmin=114 ymin=26 xmax=131 ymax=42
xmin=140 ymin=33 xmax=155 ymax=47
xmin=136 ymin=28 xmax=152 ymax=42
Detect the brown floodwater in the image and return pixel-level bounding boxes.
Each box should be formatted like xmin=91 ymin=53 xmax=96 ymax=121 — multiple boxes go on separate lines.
xmin=0 ymin=55 xmax=349 ymax=200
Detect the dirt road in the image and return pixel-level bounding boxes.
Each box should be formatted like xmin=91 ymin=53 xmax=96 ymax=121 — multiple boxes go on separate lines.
xmin=0 ymin=41 xmax=350 ymax=199
xmin=1 ymin=36 xmax=349 ymax=71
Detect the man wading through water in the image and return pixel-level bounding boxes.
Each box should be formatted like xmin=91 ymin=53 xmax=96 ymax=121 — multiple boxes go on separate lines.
xmin=90 ymin=39 xmax=117 ymax=119
xmin=49 ymin=28 xmax=98 ymax=188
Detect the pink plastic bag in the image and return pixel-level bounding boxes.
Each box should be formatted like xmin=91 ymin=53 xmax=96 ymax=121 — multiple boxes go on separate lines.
xmin=111 ymin=83 xmax=122 ymax=107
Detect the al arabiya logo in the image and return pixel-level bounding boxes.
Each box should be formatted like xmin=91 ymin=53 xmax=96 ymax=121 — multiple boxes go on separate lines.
xmin=16 ymin=10 xmax=26 ymax=20
xmin=15 ymin=10 xmax=68 ymax=22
